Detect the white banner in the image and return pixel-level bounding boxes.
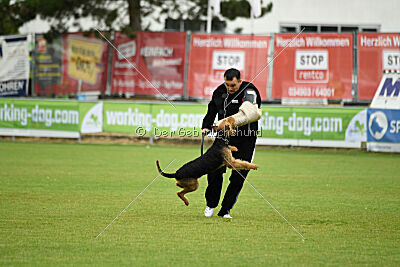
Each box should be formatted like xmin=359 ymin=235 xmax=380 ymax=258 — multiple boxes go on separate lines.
xmin=0 ymin=35 xmax=29 ymax=96
xmin=370 ymin=73 xmax=400 ymax=109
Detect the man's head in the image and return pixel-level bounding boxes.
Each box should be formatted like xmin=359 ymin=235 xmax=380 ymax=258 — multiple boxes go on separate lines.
xmin=224 ymin=68 xmax=242 ymax=94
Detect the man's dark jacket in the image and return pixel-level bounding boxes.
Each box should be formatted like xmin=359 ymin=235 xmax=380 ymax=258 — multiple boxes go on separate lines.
xmin=202 ymin=81 xmax=261 ymax=137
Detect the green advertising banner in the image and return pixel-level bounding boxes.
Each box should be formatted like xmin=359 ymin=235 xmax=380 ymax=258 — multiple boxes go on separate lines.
xmin=103 ymin=102 xmax=152 ymax=134
xmin=150 ymin=104 xmax=207 ymax=138
xmin=103 ymin=102 xmax=207 ymax=137
xmin=259 ymin=106 xmax=366 ymax=141
xmin=0 ymin=98 xmax=80 ymax=132
xmin=0 ymin=99 xmax=367 ymax=145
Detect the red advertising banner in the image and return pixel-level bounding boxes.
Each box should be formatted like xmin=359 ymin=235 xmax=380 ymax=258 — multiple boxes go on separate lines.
xmin=60 ymin=33 xmax=110 ymax=95
xmin=186 ymin=33 xmax=271 ymax=99
xmin=358 ymin=33 xmax=400 ymax=100
xmin=272 ymin=33 xmax=353 ymax=100
xmin=111 ymin=31 xmax=186 ymax=96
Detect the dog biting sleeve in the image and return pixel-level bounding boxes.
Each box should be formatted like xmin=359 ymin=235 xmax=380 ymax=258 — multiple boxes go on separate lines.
xmin=215 ymin=101 xmax=261 ymax=127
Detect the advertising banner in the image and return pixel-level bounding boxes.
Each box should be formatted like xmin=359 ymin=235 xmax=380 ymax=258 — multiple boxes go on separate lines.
xmin=186 ymin=33 xmax=271 ymax=99
xmin=0 ymin=98 xmax=80 ymax=132
xmin=80 ymin=102 xmax=103 ymax=133
xmin=370 ymin=73 xmax=400 ymax=109
xmin=0 ymin=35 xmax=30 ymax=97
xmin=0 ymin=98 xmax=369 ymax=148
xmin=61 ymin=33 xmax=110 ymax=94
xmin=258 ymin=106 xmax=366 ymax=142
xmin=272 ymin=33 xmax=353 ymax=100
xmin=111 ymin=31 xmax=186 ymax=96
xmin=103 ymin=102 xmax=152 ymax=134
xmin=358 ymin=33 xmax=400 ymax=100
xmin=103 ymin=102 xmax=206 ymax=137
xmin=367 ymin=109 xmax=400 ymax=143
xmin=149 ymin=104 xmax=206 ymax=137
xmin=111 ymin=32 xmax=139 ymax=95
xmin=33 ymin=35 xmax=63 ymax=96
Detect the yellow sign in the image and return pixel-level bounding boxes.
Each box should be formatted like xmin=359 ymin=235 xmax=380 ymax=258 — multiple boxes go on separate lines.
xmin=67 ymin=36 xmax=103 ymax=84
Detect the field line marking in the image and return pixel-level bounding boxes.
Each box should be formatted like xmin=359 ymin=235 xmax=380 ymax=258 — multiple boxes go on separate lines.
xmin=95 ymin=29 xmax=177 ymax=109
xmin=95 ymin=158 xmax=177 ymax=239
xmin=224 ymin=28 xmax=305 ymax=109
xmin=224 ymin=158 xmax=306 ymax=241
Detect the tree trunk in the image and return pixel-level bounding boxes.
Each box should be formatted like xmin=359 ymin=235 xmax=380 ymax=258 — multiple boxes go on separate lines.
xmin=127 ymin=0 xmax=141 ymax=31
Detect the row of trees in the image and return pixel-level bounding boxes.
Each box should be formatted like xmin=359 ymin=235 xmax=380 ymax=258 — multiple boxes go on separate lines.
xmin=1 ymin=0 xmax=272 ymax=39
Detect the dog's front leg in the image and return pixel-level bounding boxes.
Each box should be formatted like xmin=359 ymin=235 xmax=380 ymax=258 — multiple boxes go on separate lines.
xmin=230 ymin=158 xmax=258 ymax=170
xmin=228 ymin=145 xmax=238 ymax=152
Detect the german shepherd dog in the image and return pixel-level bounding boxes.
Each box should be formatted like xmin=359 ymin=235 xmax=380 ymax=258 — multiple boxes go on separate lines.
xmin=156 ymin=118 xmax=258 ymax=206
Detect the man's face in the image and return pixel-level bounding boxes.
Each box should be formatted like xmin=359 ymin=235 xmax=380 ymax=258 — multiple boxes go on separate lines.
xmin=224 ymin=77 xmax=242 ymax=94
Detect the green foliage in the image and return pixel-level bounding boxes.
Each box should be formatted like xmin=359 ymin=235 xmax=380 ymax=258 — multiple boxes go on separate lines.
xmin=0 ymin=0 xmax=36 ymax=35
xmin=221 ymin=0 xmax=273 ymax=20
xmin=1 ymin=0 xmax=273 ymax=38
xmin=0 ymin=141 xmax=399 ymax=265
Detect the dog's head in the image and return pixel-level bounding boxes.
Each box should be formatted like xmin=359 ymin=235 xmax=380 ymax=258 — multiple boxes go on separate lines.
xmin=212 ymin=117 xmax=236 ymax=136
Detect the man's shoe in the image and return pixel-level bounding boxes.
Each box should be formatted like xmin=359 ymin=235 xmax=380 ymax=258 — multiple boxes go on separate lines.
xmin=222 ymin=212 xmax=232 ymax=219
xmin=222 ymin=213 xmax=232 ymax=219
xmin=218 ymin=210 xmax=232 ymax=219
xmin=204 ymin=206 xmax=215 ymax=217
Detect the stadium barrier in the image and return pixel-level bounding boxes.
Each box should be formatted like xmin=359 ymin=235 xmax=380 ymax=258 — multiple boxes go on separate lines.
xmin=0 ymin=98 xmax=369 ymax=148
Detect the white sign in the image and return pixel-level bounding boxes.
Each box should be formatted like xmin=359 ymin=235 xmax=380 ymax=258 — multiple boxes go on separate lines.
xmin=0 ymin=35 xmax=29 ymax=96
xmin=212 ymin=50 xmax=245 ymax=70
xmin=295 ymin=50 xmax=328 ymax=70
xmin=81 ymin=102 xmax=103 ymax=133
xmin=295 ymin=50 xmax=329 ymax=83
xmin=117 ymin=41 xmax=136 ymax=60
xmin=383 ymin=50 xmax=400 ymax=70
xmin=370 ymin=73 xmax=400 ymax=109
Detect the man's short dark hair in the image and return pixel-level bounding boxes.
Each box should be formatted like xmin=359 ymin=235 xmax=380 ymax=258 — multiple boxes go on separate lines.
xmin=224 ymin=68 xmax=241 ymax=81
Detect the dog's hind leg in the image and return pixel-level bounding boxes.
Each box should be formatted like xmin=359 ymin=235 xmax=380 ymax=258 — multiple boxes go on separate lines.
xmin=176 ymin=179 xmax=199 ymax=206
xmin=177 ymin=190 xmax=190 ymax=206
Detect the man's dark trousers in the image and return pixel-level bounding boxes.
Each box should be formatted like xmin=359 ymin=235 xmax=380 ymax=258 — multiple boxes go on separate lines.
xmin=205 ymin=135 xmax=257 ymax=215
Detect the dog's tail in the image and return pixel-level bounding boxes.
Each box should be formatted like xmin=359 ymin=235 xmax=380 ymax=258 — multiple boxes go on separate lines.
xmin=156 ymin=160 xmax=176 ymax=178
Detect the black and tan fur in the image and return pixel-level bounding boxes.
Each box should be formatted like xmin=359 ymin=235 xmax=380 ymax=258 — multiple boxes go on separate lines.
xmin=156 ymin=119 xmax=258 ymax=206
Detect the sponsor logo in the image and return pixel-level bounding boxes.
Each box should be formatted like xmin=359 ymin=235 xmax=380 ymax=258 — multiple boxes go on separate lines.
xmin=295 ymin=50 xmax=329 ymax=83
xmin=117 ymin=40 xmax=136 ymax=60
xmin=81 ymin=103 xmax=103 ymax=133
xmin=212 ymin=50 xmax=245 ymax=70
xmin=345 ymin=110 xmax=367 ymax=142
xmin=378 ymin=77 xmax=400 ymax=97
xmin=368 ymin=111 xmax=388 ymax=140
xmin=37 ymin=37 xmax=47 ymax=53
xmin=140 ymin=46 xmax=173 ymax=57
xmin=382 ymin=50 xmax=400 ymax=71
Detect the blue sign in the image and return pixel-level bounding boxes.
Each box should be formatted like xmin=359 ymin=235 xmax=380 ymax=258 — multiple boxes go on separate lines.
xmin=379 ymin=77 xmax=400 ymax=97
xmin=0 ymin=79 xmax=28 ymax=97
xmin=367 ymin=109 xmax=400 ymax=143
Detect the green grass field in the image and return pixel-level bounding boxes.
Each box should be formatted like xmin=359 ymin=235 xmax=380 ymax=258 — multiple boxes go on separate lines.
xmin=0 ymin=141 xmax=399 ymax=265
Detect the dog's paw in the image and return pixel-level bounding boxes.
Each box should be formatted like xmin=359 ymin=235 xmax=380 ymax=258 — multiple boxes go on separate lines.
xmin=177 ymin=192 xmax=189 ymax=206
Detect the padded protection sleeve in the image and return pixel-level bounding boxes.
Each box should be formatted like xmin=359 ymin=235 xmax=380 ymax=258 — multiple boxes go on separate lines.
xmin=215 ymin=101 xmax=262 ymax=127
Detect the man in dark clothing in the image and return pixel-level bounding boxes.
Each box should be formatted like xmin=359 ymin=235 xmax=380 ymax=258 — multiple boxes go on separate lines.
xmin=202 ymin=68 xmax=261 ymax=218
